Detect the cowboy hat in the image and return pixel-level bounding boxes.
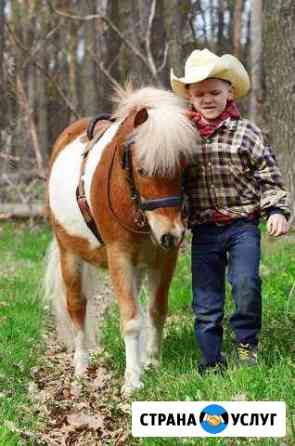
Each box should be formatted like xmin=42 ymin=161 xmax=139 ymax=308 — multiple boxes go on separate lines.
xmin=170 ymin=48 xmax=250 ymax=99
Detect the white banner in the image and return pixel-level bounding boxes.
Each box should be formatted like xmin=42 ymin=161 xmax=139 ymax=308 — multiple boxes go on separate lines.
xmin=132 ymin=401 xmax=286 ymax=437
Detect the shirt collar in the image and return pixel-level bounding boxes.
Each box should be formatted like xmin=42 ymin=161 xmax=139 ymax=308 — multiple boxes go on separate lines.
xmin=201 ymin=117 xmax=240 ymax=141
xmin=221 ymin=116 xmax=240 ymax=131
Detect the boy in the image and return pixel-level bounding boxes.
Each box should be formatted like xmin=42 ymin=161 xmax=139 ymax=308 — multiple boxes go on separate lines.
xmin=170 ymin=49 xmax=290 ymax=374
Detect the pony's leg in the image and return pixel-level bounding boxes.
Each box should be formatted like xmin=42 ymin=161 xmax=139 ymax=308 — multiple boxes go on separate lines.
xmin=59 ymin=247 xmax=89 ymax=376
xmin=144 ymin=249 xmax=178 ymax=369
xmin=107 ymin=246 xmax=143 ymax=394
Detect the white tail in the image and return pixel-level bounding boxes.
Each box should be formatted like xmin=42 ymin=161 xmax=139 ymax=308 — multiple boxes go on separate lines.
xmin=43 ymin=238 xmax=101 ymax=352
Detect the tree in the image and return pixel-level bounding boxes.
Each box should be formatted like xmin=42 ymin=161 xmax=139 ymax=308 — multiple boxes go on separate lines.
xmin=0 ymin=0 xmax=6 ymax=133
xmin=249 ymin=0 xmax=262 ymax=124
xmin=81 ymin=1 xmax=99 ymax=116
xmin=263 ymin=0 xmax=295 ymax=221
xmin=217 ymin=0 xmax=225 ymax=52
xmin=163 ymin=0 xmax=191 ymax=80
xmin=232 ymin=0 xmax=243 ymax=58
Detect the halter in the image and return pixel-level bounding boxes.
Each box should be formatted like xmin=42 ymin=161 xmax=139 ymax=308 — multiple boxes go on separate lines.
xmin=118 ymin=138 xmax=182 ymax=226
xmin=77 ymin=116 xmax=184 ymax=243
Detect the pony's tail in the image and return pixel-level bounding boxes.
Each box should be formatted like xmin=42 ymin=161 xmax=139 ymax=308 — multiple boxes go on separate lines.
xmin=43 ymin=238 xmax=100 ymax=351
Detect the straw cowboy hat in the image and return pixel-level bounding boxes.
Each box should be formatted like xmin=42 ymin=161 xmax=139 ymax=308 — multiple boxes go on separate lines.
xmin=170 ymin=48 xmax=250 ymax=99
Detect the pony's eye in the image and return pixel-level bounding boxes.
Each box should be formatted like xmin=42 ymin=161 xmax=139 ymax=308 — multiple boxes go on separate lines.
xmin=137 ymin=167 xmax=148 ymax=176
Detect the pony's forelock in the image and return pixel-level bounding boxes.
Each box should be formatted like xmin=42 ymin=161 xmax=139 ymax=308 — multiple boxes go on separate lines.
xmin=113 ymin=85 xmax=199 ymax=176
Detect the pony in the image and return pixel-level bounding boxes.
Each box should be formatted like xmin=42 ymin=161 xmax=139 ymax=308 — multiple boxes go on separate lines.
xmin=44 ymin=85 xmax=199 ymax=394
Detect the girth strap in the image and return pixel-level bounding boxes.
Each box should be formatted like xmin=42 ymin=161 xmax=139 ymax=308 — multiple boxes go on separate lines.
xmin=76 ymin=187 xmax=104 ymax=244
xmin=76 ymin=117 xmax=112 ymax=244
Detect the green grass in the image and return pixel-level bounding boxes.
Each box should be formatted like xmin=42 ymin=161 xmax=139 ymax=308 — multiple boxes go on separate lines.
xmin=0 ymin=223 xmax=294 ymax=445
xmin=0 ymin=223 xmax=50 ymax=445
xmin=103 ymin=233 xmax=295 ymax=446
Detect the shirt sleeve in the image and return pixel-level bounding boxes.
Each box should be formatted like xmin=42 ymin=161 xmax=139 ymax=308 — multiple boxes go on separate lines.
xmin=249 ymin=129 xmax=290 ymax=219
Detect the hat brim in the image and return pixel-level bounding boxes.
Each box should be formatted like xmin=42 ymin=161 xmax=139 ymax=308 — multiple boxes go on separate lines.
xmin=170 ymin=55 xmax=250 ymax=99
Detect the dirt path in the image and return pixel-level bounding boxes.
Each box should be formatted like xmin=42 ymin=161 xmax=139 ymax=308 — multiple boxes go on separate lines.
xmin=29 ymin=272 xmax=135 ymax=446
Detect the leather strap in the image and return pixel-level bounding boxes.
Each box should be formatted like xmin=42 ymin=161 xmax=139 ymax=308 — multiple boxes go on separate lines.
xmin=76 ymin=187 xmax=104 ymax=243
xmin=76 ymin=123 xmax=110 ymax=244
xmin=140 ymin=196 xmax=182 ymax=211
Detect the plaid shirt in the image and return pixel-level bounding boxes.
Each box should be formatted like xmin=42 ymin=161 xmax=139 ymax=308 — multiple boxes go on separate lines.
xmin=184 ymin=117 xmax=290 ymax=226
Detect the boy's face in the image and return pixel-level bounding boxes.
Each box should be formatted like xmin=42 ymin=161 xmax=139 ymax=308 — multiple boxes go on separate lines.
xmin=188 ymin=78 xmax=234 ymax=121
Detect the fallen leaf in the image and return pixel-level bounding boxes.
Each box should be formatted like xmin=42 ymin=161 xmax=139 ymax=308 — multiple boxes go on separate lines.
xmin=66 ymin=413 xmax=104 ymax=431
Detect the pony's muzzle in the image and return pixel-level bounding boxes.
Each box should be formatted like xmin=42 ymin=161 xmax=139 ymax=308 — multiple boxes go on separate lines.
xmin=160 ymin=230 xmax=184 ymax=250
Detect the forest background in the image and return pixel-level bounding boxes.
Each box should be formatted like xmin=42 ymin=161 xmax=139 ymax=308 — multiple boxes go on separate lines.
xmin=0 ymin=0 xmax=294 ymax=223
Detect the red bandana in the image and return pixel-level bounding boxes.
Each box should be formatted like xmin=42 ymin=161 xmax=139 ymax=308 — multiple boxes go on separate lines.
xmin=190 ymin=100 xmax=241 ymax=138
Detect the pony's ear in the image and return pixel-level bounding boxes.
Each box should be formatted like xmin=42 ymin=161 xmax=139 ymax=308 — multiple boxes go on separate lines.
xmin=134 ymin=108 xmax=148 ymax=127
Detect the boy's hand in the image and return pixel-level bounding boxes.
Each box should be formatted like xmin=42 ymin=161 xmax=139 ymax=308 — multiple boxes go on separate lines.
xmin=267 ymin=214 xmax=289 ymax=236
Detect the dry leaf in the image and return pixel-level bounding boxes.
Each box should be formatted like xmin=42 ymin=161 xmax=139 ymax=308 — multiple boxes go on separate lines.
xmin=23 ymin=272 xmax=129 ymax=446
xmin=66 ymin=413 xmax=104 ymax=431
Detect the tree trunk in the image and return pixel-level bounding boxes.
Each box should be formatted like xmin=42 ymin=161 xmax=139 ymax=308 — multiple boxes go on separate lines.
xmin=263 ymin=0 xmax=295 ymax=222
xmin=249 ymin=0 xmax=263 ymax=124
xmin=67 ymin=20 xmax=80 ymax=119
xmin=163 ymin=0 xmax=191 ymax=81
xmin=37 ymin=54 xmax=49 ymax=162
xmin=16 ymin=76 xmax=45 ymax=176
xmin=217 ymin=0 xmax=225 ymax=52
xmin=103 ymin=0 xmax=121 ymax=106
xmin=81 ymin=1 xmax=99 ymax=116
xmin=0 ymin=0 xmax=6 ymax=134
xmin=233 ymin=0 xmax=243 ymax=58
xmin=36 ymin=7 xmax=49 ymax=162
xmin=144 ymin=0 xmax=168 ymax=85
xmin=118 ymin=0 xmax=146 ymax=84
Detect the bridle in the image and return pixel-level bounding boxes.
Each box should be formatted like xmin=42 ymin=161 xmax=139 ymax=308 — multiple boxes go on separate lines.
xmin=107 ymin=137 xmax=183 ymax=236
xmin=77 ymin=115 xmax=184 ymax=243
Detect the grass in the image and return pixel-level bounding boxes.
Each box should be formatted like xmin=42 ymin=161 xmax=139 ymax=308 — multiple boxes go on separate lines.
xmin=0 ymin=223 xmax=50 ymax=445
xmin=103 ymin=232 xmax=295 ymax=446
xmin=0 ymin=223 xmax=294 ymax=445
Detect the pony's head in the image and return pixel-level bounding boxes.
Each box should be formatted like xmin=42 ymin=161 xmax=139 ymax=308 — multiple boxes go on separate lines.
xmin=111 ymin=85 xmax=199 ymax=249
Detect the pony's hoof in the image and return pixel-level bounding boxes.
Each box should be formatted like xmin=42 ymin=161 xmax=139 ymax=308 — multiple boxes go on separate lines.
xmin=143 ymin=357 xmax=160 ymax=370
xmin=73 ymin=352 xmax=89 ymax=376
xmin=121 ymin=380 xmax=144 ymax=396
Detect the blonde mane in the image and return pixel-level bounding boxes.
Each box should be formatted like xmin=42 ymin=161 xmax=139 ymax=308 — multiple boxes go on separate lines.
xmin=113 ymin=85 xmax=199 ymax=176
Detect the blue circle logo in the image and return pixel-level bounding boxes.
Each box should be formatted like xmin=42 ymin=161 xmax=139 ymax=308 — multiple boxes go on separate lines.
xmin=199 ymin=404 xmax=229 ymax=434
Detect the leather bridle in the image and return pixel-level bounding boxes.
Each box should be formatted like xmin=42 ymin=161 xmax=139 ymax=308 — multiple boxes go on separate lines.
xmin=77 ymin=115 xmax=184 ymax=243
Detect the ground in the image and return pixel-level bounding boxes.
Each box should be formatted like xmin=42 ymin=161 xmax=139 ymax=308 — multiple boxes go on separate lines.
xmin=1 ymin=223 xmax=294 ymax=446
xmin=29 ymin=272 xmax=135 ymax=446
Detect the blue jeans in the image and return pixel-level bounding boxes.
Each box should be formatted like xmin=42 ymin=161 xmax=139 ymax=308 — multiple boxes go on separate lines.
xmin=191 ymin=218 xmax=261 ymax=365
